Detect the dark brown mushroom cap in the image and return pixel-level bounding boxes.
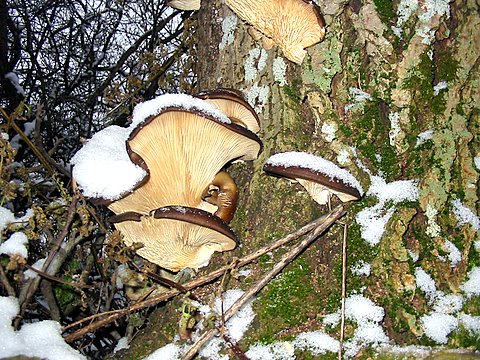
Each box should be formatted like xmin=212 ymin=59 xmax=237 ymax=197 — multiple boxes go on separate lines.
xmin=196 ymin=89 xmax=261 ymax=133
xmin=263 ymin=152 xmax=363 ymax=203
xmin=264 ymin=163 xmax=361 ymax=200
xmin=107 ymin=107 xmax=262 ymax=215
xmin=110 ymin=206 xmax=238 ymax=271
xmin=153 ymin=205 xmax=237 ymax=242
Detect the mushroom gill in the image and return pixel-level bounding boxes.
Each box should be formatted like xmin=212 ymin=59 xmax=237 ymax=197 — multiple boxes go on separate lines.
xmin=108 ymin=107 xmax=262 ymax=215
xmin=225 ymin=0 xmax=326 ymax=64
xmin=110 ymin=206 xmax=237 ymax=272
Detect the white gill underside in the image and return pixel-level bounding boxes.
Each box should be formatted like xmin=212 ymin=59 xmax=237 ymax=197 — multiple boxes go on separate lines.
xmin=297 ymin=178 xmax=358 ymax=205
xmin=225 ymin=0 xmax=325 ymax=64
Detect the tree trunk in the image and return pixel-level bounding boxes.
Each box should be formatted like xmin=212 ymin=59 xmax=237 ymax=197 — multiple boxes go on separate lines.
xmin=119 ymin=0 xmax=480 ymax=357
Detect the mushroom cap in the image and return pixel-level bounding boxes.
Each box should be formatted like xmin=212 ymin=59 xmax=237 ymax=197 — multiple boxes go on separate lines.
xmin=225 ymin=0 xmax=326 ymax=64
xmin=167 ymin=0 xmax=201 ymax=10
xmin=196 ymin=89 xmax=261 ymax=134
xmin=108 ymin=107 xmax=262 ymax=215
xmin=110 ymin=206 xmax=237 ymax=272
xmin=263 ymin=151 xmax=363 ymax=204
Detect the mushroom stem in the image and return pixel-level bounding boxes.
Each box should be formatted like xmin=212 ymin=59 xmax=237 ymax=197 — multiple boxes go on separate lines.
xmin=202 ymin=171 xmax=239 ymax=223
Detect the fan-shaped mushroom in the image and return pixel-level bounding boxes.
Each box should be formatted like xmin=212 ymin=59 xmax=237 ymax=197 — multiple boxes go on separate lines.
xmin=226 ymin=0 xmax=326 ymax=64
xmin=167 ymin=0 xmax=200 ymax=10
xmin=264 ymin=151 xmax=363 ymax=205
xmin=201 ymin=171 xmax=239 ymax=223
xmin=109 ymin=206 xmax=237 ymax=272
xmin=107 ymin=106 xmax=262 ymax=215
xmin=196 ymin=89 xmax=261 ymax=134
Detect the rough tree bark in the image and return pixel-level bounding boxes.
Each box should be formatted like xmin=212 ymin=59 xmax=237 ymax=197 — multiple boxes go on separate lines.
xmin=118 ymin=0 xmax=479 ymax=358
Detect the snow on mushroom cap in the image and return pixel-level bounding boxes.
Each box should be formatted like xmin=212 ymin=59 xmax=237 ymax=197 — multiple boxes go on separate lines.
xmin=129 ymin=93 xmax=231 ymax=129
xmin=265 ymin=151 xmax=364 ymax=196
xmin=70 ymin=125 xmax=147 ymax=201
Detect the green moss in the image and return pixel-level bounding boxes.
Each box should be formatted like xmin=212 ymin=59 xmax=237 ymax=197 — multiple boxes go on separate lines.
xmin=283 ymin=79 xmax=302 ymax=104
xmin=373 ymin=0 xmax=395 ymax=25
xmin=354 ymin=100 xmax=401 ymax=179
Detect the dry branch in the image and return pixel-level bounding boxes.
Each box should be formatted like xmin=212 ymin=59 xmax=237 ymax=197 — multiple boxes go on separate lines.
xmin=182 ymin=205 xmax=345 ymax=360
xmin=63 ymin=210 xmax=333 ymax=342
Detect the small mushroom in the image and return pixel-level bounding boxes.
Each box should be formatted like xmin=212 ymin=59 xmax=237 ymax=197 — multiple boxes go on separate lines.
xmin=167 ymin=0 xmax=200 ymax=10
xmin=201 ymin=171 xmax=239 ymax=223
xmin=225 ymin=0 xmax=326 ymax=64
xmin=110 ymin=206 xmax=237 ymax=272
xmin=263 ymin=151 xmax=363 ymax=205
xmin=196 ymin=88 xmax=261 ymax=134
xmin=107 ymin=106 xmax=262 ymax=215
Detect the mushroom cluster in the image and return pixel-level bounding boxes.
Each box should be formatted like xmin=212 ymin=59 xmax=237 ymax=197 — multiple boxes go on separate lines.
xmin=264 ymin=151 xmax=363 ymax=206
xmin=71 ymin=90 xmax=262 ymax=272
xmin=168 ymin=0 xmax=326 ymax=64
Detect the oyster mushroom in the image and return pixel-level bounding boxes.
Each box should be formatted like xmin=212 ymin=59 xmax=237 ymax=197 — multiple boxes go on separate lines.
xmin=166 ymin=0 xmax=200 ymax=10
xmin=201 ymin=171 xmax=239 ymax=223
xmin=107 ymin=105 xmax=262 ymax=215
xmin=263 ymin=151 xmax=363 ymax=205
xmin=109 ymin=206 xmax=237 ymax=272
xmin=196 ymin=88 xmax=261 ymax=134
xmin=226 ymin=0 xmax=326 ymax=64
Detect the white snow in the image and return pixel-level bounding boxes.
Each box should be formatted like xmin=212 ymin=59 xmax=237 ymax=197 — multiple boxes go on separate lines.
xmin=144 ymin=343 xmax=185 ymax=360
xmin=0 ymin=207 xmax=34 ymax=231
xmin=356 ymin=176 xmax=418 ymax=246
xmin=474 ymin=156 xmax=480 ymax=170
xmin=433 ymin=81 xmax=448 ymax=96
xmin=71 ymin=93 xmax=232 ymax=200
xmin=321 ymin=122 xmax=337 ymax=143
xmin=130 ymin=93 xmax=231 ymax=128
xmin=441 ymin=239 xmax=462 ymax=267
xmin=293 ymin=331 xmax=339 ymax=355
xmin=415 ymin=267 xmax=438 ymax=301
xmin=421 ymin=313 xmax=458 ymax=344
xmin=265 ymin=151 xmax=364 ymax=195
xmin=0 ymin=232 xmax=29 ymax=258
xmin=458 ymin=314 xmax=480 ymax=334
xmin=213 ymin=289 xmax=255 ymax=342
xmin=0 ymin=297 xmax=85 ymax=359
xmin=351 ymin=260 xmax=371 ymax=276
xmin=388 ymin=112 xmax=401 ymax=147
xmin=70 ymin=125 xmax=146 ymax=200
xmin=416 ymin=129 xmax=434 ymax=146
xmin=24 ymin=258 xmax=47 ymax=280
xmin=4 ymin=72 xmax=25 ymax=97
xmin=245 ymin=342 xmax=295 ymax=360
xmin=451 ymin=199 xmax=480 ymax=231
xmin=345 ymin=87 xmax=373 ymax=113
xmin=461 ymin=267 xmax=480 ymax=298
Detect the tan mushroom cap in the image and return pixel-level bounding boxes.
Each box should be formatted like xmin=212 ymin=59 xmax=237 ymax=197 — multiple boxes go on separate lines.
xmin=167 ymin=0 xmax=200 ymax=10
xmin=107 ymin=107 xmax=262 ymax=215
xmin=263 ymin=158 xmax=363 ymax=205
xmin=110 ymin=206 xmax=237 ymax=272
xmin=225 ymin=0 xmax=326 ymax=64
xmin=196 ymin=89 xmax=261 ymax=134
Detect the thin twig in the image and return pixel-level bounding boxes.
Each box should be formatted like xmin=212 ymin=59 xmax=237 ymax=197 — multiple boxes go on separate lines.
xmin=339 ymin=223 xmax=348 ymax=360
xmin=23 ymin=263 xmax=93 ymax=289
xmin=63 ymin=212 xmax=331 ymax=342
xmin=182 ymin=205 xmax=345 ymax=360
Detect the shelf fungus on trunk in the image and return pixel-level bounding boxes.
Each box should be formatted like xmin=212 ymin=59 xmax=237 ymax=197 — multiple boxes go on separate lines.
xmin=201 ymin=171 xmax=239 ymax=223
xmin=109 ymin=206 xmax=237 ymax=272
xmin=107 ymin=104 xmax=262 ymax=215
xmin=263 ymin=151 xmax=364 ymax=205
xmin=166 ymin=0 xmax=200 ymax=10
xmin=196 ymin=88 xmax=261 ymax=134
xmin=226 ymin=0 xmax=326 ymax=64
